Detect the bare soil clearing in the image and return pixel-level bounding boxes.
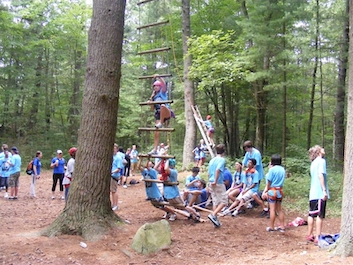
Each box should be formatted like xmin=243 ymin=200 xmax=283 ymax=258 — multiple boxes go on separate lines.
xmin=0 ymin=171 xmax=351 ymax=265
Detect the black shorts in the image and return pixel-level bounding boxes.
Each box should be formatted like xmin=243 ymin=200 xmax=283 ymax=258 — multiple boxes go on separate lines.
xmin=309 ymin=199 xmax=326 ymax=218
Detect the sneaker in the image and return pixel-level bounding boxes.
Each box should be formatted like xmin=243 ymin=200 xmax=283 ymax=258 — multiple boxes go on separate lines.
xmin=246 ymin=203 xmax=253 ymax=209
xmin=238 ymin=209 xmax=246 ymax=215
xmin=231 ymin=209 xmax=239 ymax=217
xmin=155 ymin=122 xmax=163 ymax=129
xmin=51 ymin=196 xmax=55 ymax=200
xmin=123 ymin=185 xmax=127 ymax=189
xmin=275 ymin=227 xmax=285 ymax=233
xmin=221 ymin=208 xmax=231 ymax=216
xmin=4 ymin=192 xmax=8 ymax=198
xmin=266 ymin=227 xmax=275 ymax=232
xmin=306 ymin=235 xmax=315 ymax=242
xmin=208 ymin=214 xmax=221 ymax=227
xmin=112 ymin=205 xmax=118 ymax=211
xmin=162 ymin=212 xmax=171 ymax=219
xmin=260 ymin=210 xmax=269 ymax=217
xmin=169 ymin=214 xmax=177 ymax=221
xmin=13 ymin=196 xmax=18 ymax=200
xmin=61 ymin=196 xmax=65 ymax=200
xmin=148 ymin=149 xmax=157 ymax=155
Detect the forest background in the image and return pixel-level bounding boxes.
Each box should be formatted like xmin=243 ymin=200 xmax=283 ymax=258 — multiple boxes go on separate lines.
xmin=0 ymin=0 xmax=348 ymax=176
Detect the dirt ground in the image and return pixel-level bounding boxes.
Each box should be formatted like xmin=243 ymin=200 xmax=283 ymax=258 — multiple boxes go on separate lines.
xmin=0 ymin=171 xmax=351 ymax=265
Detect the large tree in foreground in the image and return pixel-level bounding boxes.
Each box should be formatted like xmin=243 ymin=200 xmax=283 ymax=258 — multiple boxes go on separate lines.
xmin=333 ymin=0 xmax=353 ymax=257
xmin=42 ymin=0 xmax=126 ymax=240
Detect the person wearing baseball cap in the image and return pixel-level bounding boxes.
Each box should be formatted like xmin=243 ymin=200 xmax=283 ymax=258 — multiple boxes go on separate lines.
xmin=50 ymin=149 xmax=66 ymax=200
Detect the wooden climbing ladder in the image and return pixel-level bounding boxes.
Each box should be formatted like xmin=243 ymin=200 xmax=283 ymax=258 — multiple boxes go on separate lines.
xmin=191 ymin=105 xmax=215 ymax=158
xmin=137 ymin=0 xmax=174 ymax=160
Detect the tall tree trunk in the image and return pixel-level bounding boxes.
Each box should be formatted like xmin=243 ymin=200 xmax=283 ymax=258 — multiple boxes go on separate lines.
xmin=42 ymin=0 xmax=126 ymax=240
xmin=333 ymin=0 xmax=353 ymax=257
xmin=68 ymin=47 xmax=83 ymax=141
xmin=334 ymin=0 xmax=349 ymax=165
xmin=27 ymin=47 xmax=43 ymax=132
xmin=182 ymin=0 xmax=196 ymax=169
xmin=307 ymin=0 xmax=320 ymax=150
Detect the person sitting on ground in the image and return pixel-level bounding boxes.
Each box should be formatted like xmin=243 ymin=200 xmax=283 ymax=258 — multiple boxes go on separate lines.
xmin=204 ymin=115 xmax=215 ymax=147
xmin=184 ymin=179 xmax=209 ymax=222
xmin=148 ymin=74 xmax=172 ymax=154
xmin=227 ymin=162 xmax=245 ymax=203
xmin=223 ymin=167 xmax=233 ymax=190
xmin=222 ymin=158 xmax=266 ymax=217
xmin=182 ymin=167 xmax=201 ymax=201
xmin=262 ymin=154 xmax=286 ymax=232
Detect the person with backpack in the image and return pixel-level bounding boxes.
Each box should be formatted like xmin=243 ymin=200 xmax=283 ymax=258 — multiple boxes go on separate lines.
xmin=30 ymin=151 xmax=42 ymax=198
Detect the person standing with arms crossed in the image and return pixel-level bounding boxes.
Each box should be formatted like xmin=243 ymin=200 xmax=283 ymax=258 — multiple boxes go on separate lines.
xmin=50 ymin=150 xmax=66 ymax=200
xmin=306 ymin=145 xmax=329 ymax=244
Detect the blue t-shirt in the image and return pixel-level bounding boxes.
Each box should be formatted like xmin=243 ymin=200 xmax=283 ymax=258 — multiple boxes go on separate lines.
xmin=1 ymin=157 xmax=11 ymax=178
xmin=208 ymin=156 xmax=225 ymax=184
xmin=112 ymin=154 xmax=123 ymax=179
xmin=199 ymin=189 xmax=208 ymax=208
xmin=199 ymin=144 xmax=207 ymax=159
xmin=51 ymin=157 xmax=65 ymax=174
xmin=204 ymin=120 xmax=213 ymax=129
xmin=185 ymin=174 xmax=201 ymax=191
xmin=310 ymin=157 xmax=329 ymax=200
xmin=233 ymin=171 xmax=245 ymax=186
xmin=130 ymin=150 xmax=138 ymax=163
xmin=242 ymin=148 xmax=264 ymax=180
xmin=192 ymin=147 xmax=200 ymax=160
xmin=266 ymin=165 xmax=285 ymax=188
xmin=9 ymin=154 xmax=21 ymax=175
xmin=223 ymin=168 xmax=233 ymax=190
xmin=164 ymin=168 xmax=180 ymax=199
xmin=142 ymin=168 xmax=162 ymax=199
xmin=33 ymin=157 xmax=42 ymax=175
xmin=244 ymin=169 xmax=259 ymax=192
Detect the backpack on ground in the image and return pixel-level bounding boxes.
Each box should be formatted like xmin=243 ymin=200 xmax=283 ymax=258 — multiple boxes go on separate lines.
xmin=26 ymin=159 xmax=34 ymax=175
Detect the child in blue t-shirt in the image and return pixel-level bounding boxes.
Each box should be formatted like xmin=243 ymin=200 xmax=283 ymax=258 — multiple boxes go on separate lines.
xmin=262 ymin=154 xmax=286 ymax=232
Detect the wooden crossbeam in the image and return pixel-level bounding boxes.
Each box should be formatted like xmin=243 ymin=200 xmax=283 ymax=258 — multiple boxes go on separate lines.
xmin=139 ymin=100 xmax=173 ymax=106
xmin=193 ymin=205 xmax=213 ymax=214
xmin=137 ymin=20 xmax=169 ymax=30
xmin=142 ymin=179 xmax=179 ymax=186
xmin=139 ymin=154 xmax=175 ymax=159
xmin=137 ymin=0 xmax=153 ymax=5
xmin=138 ymin=74 xmax=172 ymax=80
xmin=138 ymin=47 xmax=170 ymax=55
xmin=138 ymin=127 xmax=175 ymax=132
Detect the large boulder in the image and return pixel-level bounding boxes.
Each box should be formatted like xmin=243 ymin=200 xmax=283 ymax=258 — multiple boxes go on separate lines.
xmin=131 ymin=219 xmax=171 ymax=254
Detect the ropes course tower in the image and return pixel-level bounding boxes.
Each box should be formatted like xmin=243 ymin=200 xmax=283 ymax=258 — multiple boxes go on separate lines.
xmin=137 ymin=0 xmax=175 ymax=160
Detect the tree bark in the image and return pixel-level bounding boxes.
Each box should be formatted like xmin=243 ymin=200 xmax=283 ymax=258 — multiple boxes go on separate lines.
xmin=42 ymin=0 xmax=126 ymax=240
xmin=334 ymin=0 xmax=349 ymax=165
xmin=181 ymin=0 xmax=196 ymax=169
xmin=333 ymin=0 xmax=353 ymax=257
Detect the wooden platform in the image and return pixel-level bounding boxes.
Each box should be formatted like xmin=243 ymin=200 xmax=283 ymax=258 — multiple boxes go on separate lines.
xmin=142 ymin=178 xmax=179 ymax=186
xmin=139 ymin=154 xmax=175 ymax=159
xmin=138 ymin=74 xmax=172 ymax=80
xmin=138 ymin=127 xmax=175 ymax=132
xmin=139 ymin=100 xmax=173 ymax=106
xmin=138 ymin=47 xmax=170 ymax=55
